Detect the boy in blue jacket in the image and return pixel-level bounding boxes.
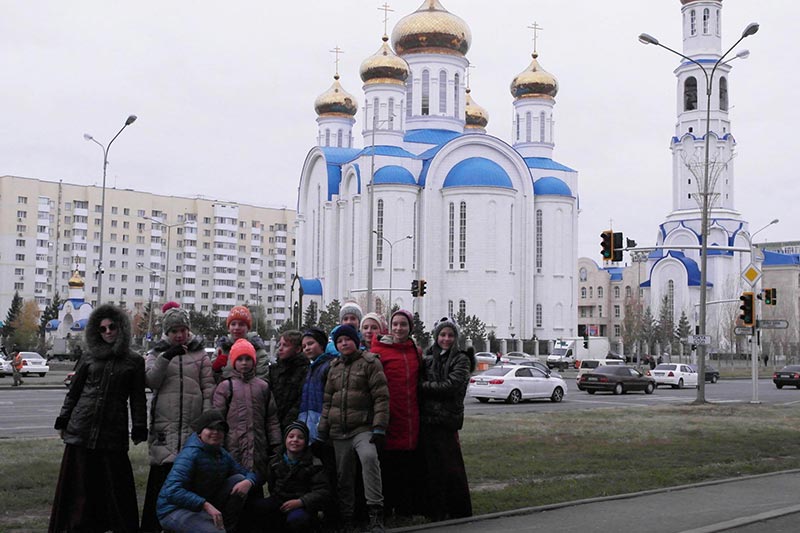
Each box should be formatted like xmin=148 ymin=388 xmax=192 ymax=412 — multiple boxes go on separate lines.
xmin=157 ymin=410 xmax=259 ymax=533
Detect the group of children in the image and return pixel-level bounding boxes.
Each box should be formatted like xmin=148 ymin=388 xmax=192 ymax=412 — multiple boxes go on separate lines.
xmin=50 ymin=301 xmax=475 ymax=533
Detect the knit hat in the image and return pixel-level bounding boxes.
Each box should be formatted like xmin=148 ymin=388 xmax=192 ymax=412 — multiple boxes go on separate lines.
xmin=161 ymin=301 xmax=180 ymax=313
xmin=229 ymin=338 xmax=256 ymax=367
xmin=162 ymin=308 xmax=191 ymax=333
xmin=302 ymin=327 xmax=328 ymax=350
xmin=332 ymin=324 xmax=360 ymax=348
xmin=226 ymin=306 xmax=252 ymax=329
xmin=283 ymin=420 xmax=310 ymax=443
xmin=391 ymin=309 xmax=414 ymax=329
xmin=433 ymin=316 xmax=459 ymax=341
xmin=360 ymin=312 xmax=388 ymax=334
xmin=339 ymin=301 xmax=363 ymax=323
xmin=192 ymin=409 xmax=229 ymax=433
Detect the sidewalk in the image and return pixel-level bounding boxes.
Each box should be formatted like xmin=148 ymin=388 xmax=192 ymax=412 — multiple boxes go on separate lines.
xmin=391 ymin=470 xmax=800 ymax=533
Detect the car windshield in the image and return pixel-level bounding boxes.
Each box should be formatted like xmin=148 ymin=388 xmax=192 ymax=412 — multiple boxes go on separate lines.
xmin=594 ymin=366 xmax=625 ymax=375
xmin=654 ymin=364 xmax=676 ymax=370
xmin=482 ymin=367 xmax=511 ymax=376
xmin=21 ymin=353 xmax=44 ymax=360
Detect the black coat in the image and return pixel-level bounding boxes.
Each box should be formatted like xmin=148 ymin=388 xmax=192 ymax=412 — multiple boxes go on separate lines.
xmin=267 ymin=449 xmax=330 ymax=513
xmin=419 ymin=346 xmax=475 ymax=431
xmin=268 ymin=353 xmax=309 ymax=430
xmin=55 ymin=304 xmax=147 ymax=450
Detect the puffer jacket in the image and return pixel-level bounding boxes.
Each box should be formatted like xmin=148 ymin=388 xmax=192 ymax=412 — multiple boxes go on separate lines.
xmin=297 ymin=352 xmax=336 ymax=441
xmin=145 ymin=335 xmax=214 ymax=465
xmin=267 ymin=448 xmax=330 ymax=513
xmin=268 ymin=352 xmax=309 ymax=430
xmin=156 ymin=432 xmax=258 ymax=521
xmin=371 ymin=336 xmax=422 ymax=450
xmin=212 ymin=332 xmax=270 ymax=381
xmin=212 ymin=369 xmax=281 ymax=482
xmin=318 ymin=349 xmax=389 ymax=440
xmin=55 ymin=304 xmax=147 ymax=450
xmin=419 ymin=345 xmax=476 ymax=431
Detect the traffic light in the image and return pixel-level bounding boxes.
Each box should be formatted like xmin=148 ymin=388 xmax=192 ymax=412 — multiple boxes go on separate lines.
xmin=583 ymin=334 xmax=589 ymax=349
xmin=764 ymin=288 xmax=777 ymax=306
xmin=613 ymin=232 xmax=623 ymax=262
xmin=419 ymin=279 xmax=427 ymax=297
xmin=771 ymin=288 xmax=777 ymax=305
xmin=411 ymin=279 xmax=419 ymax=297
xmin=739 ymin=291 xmax=755 ymax=326
xmin=600 ymin=230 xmax=613 ymax=260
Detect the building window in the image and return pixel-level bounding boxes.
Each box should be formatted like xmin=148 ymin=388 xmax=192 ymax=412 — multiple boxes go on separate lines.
xmin=684 ymin=77 xmax=697 ymax=111
xmin=388 ymin=97 xmax=394 ymax=129
xmin=439 ymin=70 xmax=447 ymax=113
xmin=448 ymin=202 xmax=455 ymax=269
xmin=589 ymin=287 xmax=593 ymax=299
xmin=598 ymin=305 xmax=603 ymax=318
xmin=515 ymin=114 xmax=520 ymax=141
xmin=716 ymin=9 xmax=720 ymax=35
xmin=376 ymin=199 xmax=384 ymax=264
xmin=719 ymin=77 xmax=728 ymax=111
xmin=421 ymin=70 xmax=430 ymax=115
xmin=581 ymin=287 xmax=587 ymax=299
xmin=535 ymin=209 xmax=543 ymax=272
xmin=598 ymin=287 xmax=603 ymax=298
xmin=337 ymin=129 xmax=343 ymax=147
xmin=448 ymin=300 xmax=454 ymax=317
xmin=614 ymin=286 xmax=620 ymax=298
xmin=458 ymin=300 xmax=466 ymax=316
xmin=614 ymin=305 xmax=620 ymax=318
xmin=406 ymin=77 xmax=413 ymax=118
xmin=525 ymin=111 xmax=532 ymax=142
xmin=453 ymin=73 xmax=460 ymax=119
xmin=536 ymin=304 xmax=542 ymax=327
xmin=625 ymin=286 xmax=632 ymax=298
xmin=373 ymin=97 xmax=379 ymax=128
xmin=690 ymin=9 xmax=696 ymax=35
xmin=614 ymin=325 xmax=621 ymax=337
xmin=539 ymin=111 xmax=546 ymax=142
xmin=324 ymin=129 xmax=330 ymax=146
xmin=17 ymin=196 xmax=27 ymax=204
xmin=459 ymin=201 xmax=467 ymax=268
xmin=667 ymin=280 xmax=675 ymax=323
xmin=702 ymin=8 xmax=710 ymax=34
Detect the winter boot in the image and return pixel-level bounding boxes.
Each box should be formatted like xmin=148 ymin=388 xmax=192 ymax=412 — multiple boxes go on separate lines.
xmin=367 ymin=505 xmax=384 ymax=533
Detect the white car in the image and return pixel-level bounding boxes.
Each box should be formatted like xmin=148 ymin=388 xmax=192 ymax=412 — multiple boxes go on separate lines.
xmin=647 ymin=363 xmax=698 ymax=389
xmin=0 ymin=357 xmax=11 ymax=377
xmin=468 ymin=365 xmax=567 ymax=404
xmin=19 ymin=352 xmax=50 ymax=377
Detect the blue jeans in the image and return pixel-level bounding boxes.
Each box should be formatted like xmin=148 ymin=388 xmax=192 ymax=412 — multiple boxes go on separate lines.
xmin=159 ymin=474 xmax=247 ymax=533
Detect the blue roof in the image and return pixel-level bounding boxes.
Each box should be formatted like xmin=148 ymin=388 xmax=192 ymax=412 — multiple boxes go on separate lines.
xmin=524 ymin=157 xmax=576 ymax=172
xmin=320 ymin=147 xmax=361 ymax=164
xmin=70 ymin=318 xmax=88 ymax=331
xmin=603 ymin=267 xmax=624 ymax=282
xmin=533 ymin=176 xmax=572 ymax=196
xmin=45 ymin=319 xmax=60 ymax=331
xmin=374 ymin=165 xmax=417 ymax=185
xmin=763 ymin=250 xmax=800 ymax=266
xmin=443 ymin=157 xmax=513 ymax=189
xmin=671 ymin=132 xmax=733 ymax=144
xmin=641 ymin=251 xmax=708 ymax=288
xmin=360 ymin=145 xmax=418 ymax=159
xmin=299 ymin=278 xmax=323 ymax=296
xmin=404 ymin=129 xmax=462 ymax=145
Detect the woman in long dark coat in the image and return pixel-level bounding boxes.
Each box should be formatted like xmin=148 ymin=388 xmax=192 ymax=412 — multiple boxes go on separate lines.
xmin=49 ymin=303 xmax=148 ymax=532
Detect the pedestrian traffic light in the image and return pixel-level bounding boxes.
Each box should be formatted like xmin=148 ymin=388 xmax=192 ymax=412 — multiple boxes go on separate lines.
xmin=583 ymin=334 xmax=589 ymax=349
xmin=739 ymin=291 xmax=754 ymax=326
xmin=411 ymin=279 xmax=419 ymax=297
xmin=613 ymin=232 xmax=623 ymax=262
xmin=419 ymin=279 xmax=427 ymax=297
xmin=600 ymin=230 xmax=613 ymax=260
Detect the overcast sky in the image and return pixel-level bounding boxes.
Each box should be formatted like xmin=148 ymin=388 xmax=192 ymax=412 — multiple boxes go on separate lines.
xmin=1 ymin=0 xmax=795 ymax=261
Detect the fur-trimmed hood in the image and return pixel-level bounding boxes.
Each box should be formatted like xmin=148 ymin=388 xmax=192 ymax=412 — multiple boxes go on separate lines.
xmin=84 ymin=303 xmax=133 ymax=360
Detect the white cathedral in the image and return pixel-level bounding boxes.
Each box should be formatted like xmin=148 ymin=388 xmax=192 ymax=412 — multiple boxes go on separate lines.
xmin=295 ymin=0 xmax=579 ymax=342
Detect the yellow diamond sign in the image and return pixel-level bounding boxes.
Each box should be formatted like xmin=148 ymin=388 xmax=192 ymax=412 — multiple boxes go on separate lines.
xmin=742 ymin=263 xmax=762 ymax=286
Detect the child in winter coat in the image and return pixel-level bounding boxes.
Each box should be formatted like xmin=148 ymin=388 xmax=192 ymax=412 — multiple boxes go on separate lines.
xmin=359 ymin=312 xmax=387 ymax=351
xmin=269 ymin=330 xmax=309 ymax=431
xmin=254 ymin=421 xmax=330 ymax=532
xmin=211 ymin=306 xmax=270 ymax=382
xmin=212 ymin=338 xmax=282 ymax=484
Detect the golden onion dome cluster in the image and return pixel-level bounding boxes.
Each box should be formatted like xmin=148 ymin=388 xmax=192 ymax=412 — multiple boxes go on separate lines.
xmin=510 ymin=53 xmax=559 ymax=99
xmin=314 ymin=75 xmax=358 ymax=117
xmin=464 ymin=88 xmax=489 ymax=129
xmin=391 ymin=0 xmax=471 ymax=57
xmin=360 ymin=36 xmax=410 ymax=85
xmin=68 ymin=269 xmax=84 ymax=288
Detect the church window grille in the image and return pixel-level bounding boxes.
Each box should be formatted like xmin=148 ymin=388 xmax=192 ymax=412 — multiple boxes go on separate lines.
xmin=459 ymin=201 xmax=467 ymax=268
xmin=719 ymin=77 xmax=728 ymax=111
xmin=421 ymin=70 xmax=430 ymax=115
xmin=350 ymin=201 xmax=355 ymax=274
xmin=448 ymin=300 xmax=454 ymax=317
xmin=690 ymin=10 xmax=696 ymax=35
xmin=716 ymin=10 xmax=720 ymax=35
xmin=373 ymin=98 xmax=380 ymax=128
xmin=667 ymin=280 xmax=675 ymax=322
xmin=536 ymin=304 xmax=542 ymax=327
xmin=539 ymin=111 xmax=546 ymax=142
xmin=448 ymin=202 xmax=455 ymax=268
xmin=388 ymin=98 xmax=395 ymax=129
xmin=515 ymin=114 xmax=520 ymax=141
xmin=614 ymin=286 xmax=620 ymax=299
xmin=581 ymin=287 xmax=587 ymax=299
xmin=406 ymin=78 xmax=413 ymax=118
xmin=439 ymin=70 xmax=447 ymax=113
xmin=525 ymin=112 xmax=532 ymax=142
xmin=337 ymin=130 xmax=343 ymax=147
xmin=702 ymin=8 xmax=710 ymax=34
xmin=598 ymin=287 xmax=603 ymax=298
xmin=453 ymin=73 xmax=460 ymax=118
xmin=376 ymin=199 xmax=384 ymax=265
xmin=684 ymin=77 xmax=697 ymax=111
xmin=459 ymin=300 xmax=466 ymax=316
xmin=535 ymin=209 xmax=543 ymax=272
xmin=325 ymin=129 xmax=330 ymax=147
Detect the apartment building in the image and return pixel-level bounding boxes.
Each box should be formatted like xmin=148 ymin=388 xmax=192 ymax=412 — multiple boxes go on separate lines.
xmin=0 ymin=175 xmax=295 ymax=326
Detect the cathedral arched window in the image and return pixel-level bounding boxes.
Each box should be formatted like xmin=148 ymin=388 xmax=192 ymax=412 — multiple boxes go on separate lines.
xmin=337 ymin=129 xmax=343 ymax=148
xmin=719 ymin=77 xmax=728 ymax=111
xmin=581 ymin=287 xmax=587 ymax=299
xmin=536 ymin=304 xmax=542 ymax=327
xmin=459 ymin=201 xmax=467 ymax=268
xmin=614 ymin=286 xmax=620 ymax=299
xmin=684 ymin=77 xmax=697 ymax=111
xmin=515 ymin=114 xmax=520 ymax=141
xmin=448 ymin=202 xmax=455 ymax=269
xmin=535 ymin=209 xmax=543 ymax=273
xmin=448 ymin=300 xmax=454 ymax=317
xmin=459 ymin=299 xmax=466 ymax=316
xmin=421 ymin=70 xmax=430 ymax=115
xmin=376 ymin=199 xmax=384 ymax=265
xmin=598 ymin=287 xmax=603 ymax=298
xmin=373 ymin=97 xmax=380 ymax=128
xmin=715 ymin=9 xmax=720 ymax=35
xmin=406 ymin=78 xmax=413 ymax=118
xmin=525 ymin=111 xmax=532 ymax=142
xmin=453 ymin=73 xmax=460 ymax=119
xmin=690 ymin=9 xmax=697 ymax=35
xmin=439 ymin=70 xmax=447 ymax=113
xmin=702 ymin=8 xmax=710 ymax=34
xmin=625 ymin=285 xmax=632 ymax=298
xmin=324 ymin=129 xmax=330 ymax=147
xmin=388 ymin=98 xmax=395 ymax=129
xmin=540 ymin=111 xmax=546 ymax=141
xmin=589 ymin=287 xmax=593 ymax=298
xmin=667 ymin=280 xmax=675 ymax=322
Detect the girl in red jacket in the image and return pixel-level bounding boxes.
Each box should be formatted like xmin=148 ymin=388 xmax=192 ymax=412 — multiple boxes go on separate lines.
xmin=369 ymin=309 xmax=423 ymax=517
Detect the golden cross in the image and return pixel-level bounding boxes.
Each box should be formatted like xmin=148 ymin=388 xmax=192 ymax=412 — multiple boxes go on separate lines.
xmin=379 ymin=3 xmax=394 ymax=36
xmin=330 ymin=45 xmax=344 ymax=76
xmin=527 ymin=22 xmax=544 ymax=53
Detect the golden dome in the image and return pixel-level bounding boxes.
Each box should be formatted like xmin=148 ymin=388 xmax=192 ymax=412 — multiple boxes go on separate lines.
xmin=510 ymin=53 xmax=559 ymax=100
xmin=314 ymin=75 xmax=358 ymax=118
xmin=464 ymin=88 xmax=488 ymax=129
xmin=391 ymin=0 xmax=471 ymax=57
xmin=68 ymin=269 xmax=84 ymax=288
xmin=360 ymin=36 xmax=410 ymax=86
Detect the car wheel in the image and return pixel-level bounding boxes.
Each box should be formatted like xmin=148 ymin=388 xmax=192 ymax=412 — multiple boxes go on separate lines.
xmin=776 ymin=384 xmax=784 ymax=389
xmin=613 ymin=383 xmax=623 ymax=395
xmin=645 ymin=382 xmax=655 ymax=394
xmin=710 ymin=375 xmax=718 ymax=384
xmin=550 ymin=387 xmax=564 ymax=403
xmin=678 ymin=378 xmax=684 ymax=389
xmin=39 ymin=372 xmax=46 ymax=377
xmin=477 ymin=397 xmax=490 ymax=403
xmin=587 ymin=389 xmax=596 ymax=395
xmin=505 ymin=389 xmax=522 ymax=404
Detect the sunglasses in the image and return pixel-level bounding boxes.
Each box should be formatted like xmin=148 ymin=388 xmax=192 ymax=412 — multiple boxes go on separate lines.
xmin=99 ymin=323 xmax=118 ymax=333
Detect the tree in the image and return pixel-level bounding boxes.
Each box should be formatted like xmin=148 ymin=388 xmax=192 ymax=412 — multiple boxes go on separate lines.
xmin=2 ymin=291 xmax=23 ymax=340
xmin=189 ymin=308 xmax=226 ymax=342
xmin=676 ymin=310 xmax=692 ymax=356
xmin=621 ymin=300 xmax=643 ymax=356
xmin=317 ymin=300 xmax=341 ymax=335
xmin=455 ymin=310 xmax=487 ymax=348
xmin=641 ymin=307 xmax=656 ymax=356
xmin=11 ymin=300 xmax=40 ymax=350
xmin=655 ymin=295 xmax=676 ymax=353
xmin=39 ymin=292 xmax=62 ymax=336
xmin=412 ymin=312 xmax=431 ymax=348
xmin=302 ymin=301 xmax=319 ymax=330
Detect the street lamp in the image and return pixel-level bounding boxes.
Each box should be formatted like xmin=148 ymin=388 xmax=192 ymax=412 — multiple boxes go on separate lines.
xmin=137 ymin=262 xmax=158 ymax=347
xmin=83 ymin=114 xmax=137 ymax=305
xmin=372 ymin=231 xmax=412 ymax=317
xmin=639 ymin=22 xmax=758 ymax=404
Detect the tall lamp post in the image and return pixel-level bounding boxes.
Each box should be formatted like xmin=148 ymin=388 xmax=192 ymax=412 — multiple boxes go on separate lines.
xmin=366 ymin=116 xmax=395 ymax=313
xmin=373 ymin=231 xmax=411 ymax=317
xmin=142 ymin=216 xmax=193 ymax=303
xmin=83 ymin=114 xmax=137 ymax=304
xmin=638 ymin=22 xmax=759 ymax=404
xmin=137 ymin=262 xmax=158 ymax=347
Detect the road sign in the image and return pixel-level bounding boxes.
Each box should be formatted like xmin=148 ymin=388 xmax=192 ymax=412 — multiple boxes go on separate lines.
xmin=734 ymin=326 xmax=753 ymax=336
xmin=688 ymin=334 xmax=712 ymax=345
xmin=760 ymin=319 xmax=789 ymax=329
xmin=741 ymin=263 xmax=762 ymax=287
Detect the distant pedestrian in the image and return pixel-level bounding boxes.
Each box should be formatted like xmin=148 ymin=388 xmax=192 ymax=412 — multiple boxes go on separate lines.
xmin=11 ymin=347 xmax=23 ymax=387
xmin=763 ymin=353 xmax=769 ymax=367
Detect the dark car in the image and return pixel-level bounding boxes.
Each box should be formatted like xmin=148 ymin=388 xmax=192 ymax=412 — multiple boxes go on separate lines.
xmin=578 ymin=365 xmax=655 ymax=395
xmin=688 ymin=364 xmax=720 ymax=383
xmin=773 ymin=365 xmax=800 ymax=389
